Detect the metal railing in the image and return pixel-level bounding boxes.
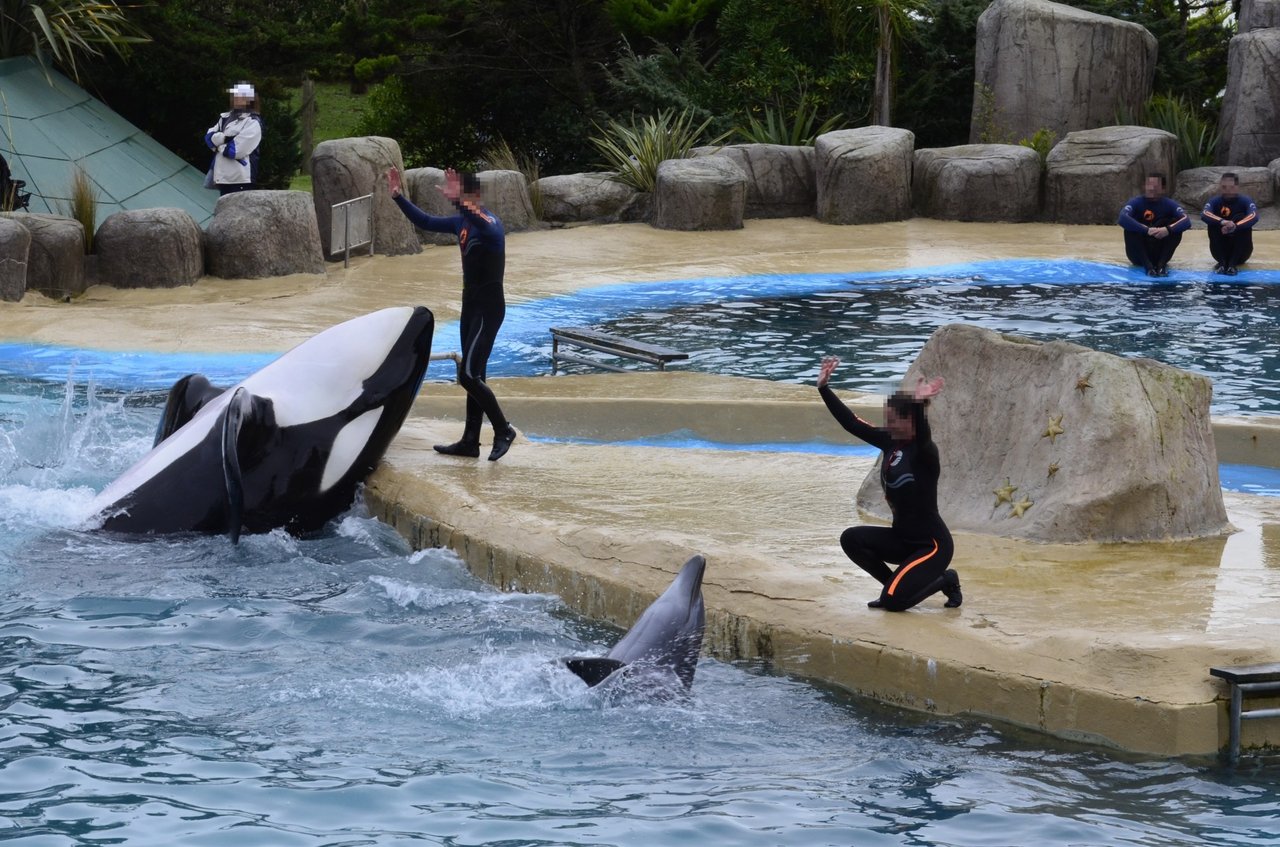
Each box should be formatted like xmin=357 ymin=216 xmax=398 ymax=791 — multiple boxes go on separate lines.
xmin=330 ymin=193 xmax=374 ymax=268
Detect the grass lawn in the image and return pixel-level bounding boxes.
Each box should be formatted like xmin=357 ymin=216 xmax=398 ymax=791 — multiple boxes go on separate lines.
xmin=287 ymin=81 xmax=368 ymax=191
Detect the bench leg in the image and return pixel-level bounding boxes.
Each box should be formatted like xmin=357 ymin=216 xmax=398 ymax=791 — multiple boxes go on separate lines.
xmin=1228 ymin=684 xmax=1242 ymax=764
xmin=551 ymin=337 xmax=559 ymax=375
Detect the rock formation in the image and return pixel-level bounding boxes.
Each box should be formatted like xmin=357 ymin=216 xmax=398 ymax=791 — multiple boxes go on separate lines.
xmin=703 ymin=144 xmax=816 ymax=219
xmin=0 ymin=217 xmax=30 ymax=301
xmin=815 ymin=127 xmax=914 ymax=225
xmin=913 ymin=144 xmax=1042 ymax=221
xmin=1216 ymin=28 xmax=1280 ymax=167
xmin=536 ymin=173 xmax=642 ymax=224
xmin=854 ymin=324 xmax=1231 ymax=543
xmin=653 ymin=157 xmax=747 ymax=231
xmin=205 ymin=191 xmax=325 ymax=279
xmin=311 ymin=136 xmax=419 ymax=257
xmin=0 ymin=213 xmax=85 ymax=299
xmin=94 ymin=208 xmax=203 ymax=289
xmin=1044 ymin=126 xmax=1177 ymax=224
xmin=971 ymin=0 xmax=1156 ymax=144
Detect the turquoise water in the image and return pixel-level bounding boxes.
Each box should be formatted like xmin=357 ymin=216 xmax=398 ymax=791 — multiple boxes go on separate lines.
xmin=6 ymin=260 xmax=1280 ymax=415
xmin=2 ymin=377 xmax=1279 ymax=845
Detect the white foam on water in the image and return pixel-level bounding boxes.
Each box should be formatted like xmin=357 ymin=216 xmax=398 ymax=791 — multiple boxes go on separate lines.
xmin=0 ymin=483 xmax=101 ymax=530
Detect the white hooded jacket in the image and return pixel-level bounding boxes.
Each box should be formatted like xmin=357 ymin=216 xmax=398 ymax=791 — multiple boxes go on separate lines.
xmin=204 ymin=110 xmax=262 ymax=186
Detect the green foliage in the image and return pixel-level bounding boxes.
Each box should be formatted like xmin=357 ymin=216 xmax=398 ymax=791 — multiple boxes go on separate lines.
xmin=732 ymin=103 xmax=844 ymax=146
xmin=1119 ymin=94 xmax=1220 ymax=171
xmin=354 ymin=75 xmax=474 ymax=170
xmin=605 ymin=0 xmax=723 ymax=42
xmin=1017 ymin=128 xmax=1057 ymax=167
xmin=482 ymin=138 xmax=543 ymax=219
xmin=896 ymin=0 xmax=986 ymax=146
xmin=589 ymin=108 xmax=727 ymax=192
xmin=255 ymin=92 xmax=302 ymax=190
xmin=604 ymin=34 xmax=723 ymax=127
xmin=59 ymin=165 xmax=96 ymax=252
xmin=970 ymin=82 xmax=1008 ymax=144
xmin=714 ymin=0 xmax=873 ymax=131
xmin=0 ymin=0 xmax=150 ymax=82
xmin=353 ymin=54 xmax=400 ymax=84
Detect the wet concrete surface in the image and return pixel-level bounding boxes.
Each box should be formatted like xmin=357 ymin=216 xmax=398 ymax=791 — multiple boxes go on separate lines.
xmin=4 ymin=217 xmax=1279 ymax=756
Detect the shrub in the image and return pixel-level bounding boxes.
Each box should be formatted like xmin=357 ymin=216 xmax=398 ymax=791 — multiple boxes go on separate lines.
xmin=589 ymin=108 xmax=727 ymax=192
xmin=1017 ymin=128 xmax=1057 ymax=167
xmin=60 ymin=166 xmax=97 ymax=253
xmin=1118 ymin=94 xmax=1220 ymax=172
xmin=732 ymin=103 xmax=845 ymax=146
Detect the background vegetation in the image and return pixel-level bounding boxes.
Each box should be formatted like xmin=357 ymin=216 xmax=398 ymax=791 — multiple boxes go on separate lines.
xmin=30 ymin=0 xmax=1240 ymax=184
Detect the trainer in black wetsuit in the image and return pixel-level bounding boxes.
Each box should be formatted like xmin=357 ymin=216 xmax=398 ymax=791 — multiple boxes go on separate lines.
xmin=1117 ymin=172 xmax=1191 ymax=277
xmin=817 ymin=357 xmax=961 ymax=611
xmin=1200 ymin=172 xmax=1259 ymax=275
xmin=389 ymin=167 xmax=517 ymax=461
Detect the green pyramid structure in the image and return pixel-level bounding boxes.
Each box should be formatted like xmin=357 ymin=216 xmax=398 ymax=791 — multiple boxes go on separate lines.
xmin=0 ymin=56 xmax=216 ymax=228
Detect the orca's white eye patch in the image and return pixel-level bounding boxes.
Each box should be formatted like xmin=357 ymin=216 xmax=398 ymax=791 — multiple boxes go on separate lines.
xmin=322 ymin=408 xmax=383 ymax=491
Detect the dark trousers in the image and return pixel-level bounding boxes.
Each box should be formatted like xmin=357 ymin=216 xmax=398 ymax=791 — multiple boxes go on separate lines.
xmin=1123 ymin=229 xmax=1182 ymax=271
xmin=457 ymin=286 xmax=509 ymax=441
xmin=217 ymin=183 xmax=255 ymax=196
xmin=1207 ymin=227 xmax=1253 ymax=268
xmin=840 ymin=525 xmax=954 ymax=611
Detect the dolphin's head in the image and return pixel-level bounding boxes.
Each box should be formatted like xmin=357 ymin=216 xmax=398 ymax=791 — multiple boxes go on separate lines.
xmin=606 ymin=554 xmax=707 ymax=688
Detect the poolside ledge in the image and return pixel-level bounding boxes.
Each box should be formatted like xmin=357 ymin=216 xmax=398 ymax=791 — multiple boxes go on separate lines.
xmin=366 ymin=373 xmax=1280 ymax=758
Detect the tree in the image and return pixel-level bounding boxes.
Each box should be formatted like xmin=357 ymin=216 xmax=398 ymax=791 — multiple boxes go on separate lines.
xmin=0 ymin=0 xmax=149 ymax=81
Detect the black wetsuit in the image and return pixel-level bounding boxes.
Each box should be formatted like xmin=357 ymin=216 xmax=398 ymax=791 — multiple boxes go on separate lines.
xmin=1201 ymin=193 xmax=1258 ymax=270
xmin=1117 ymin=195 xmax=1191 ymax=272
xmin=820 ymin=385 xmax=954 ymax=611
xmin=394 ymin=193 xmax=509 ymax=441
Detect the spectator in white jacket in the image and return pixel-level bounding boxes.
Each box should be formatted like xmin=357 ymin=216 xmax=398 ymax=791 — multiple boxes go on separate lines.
xmin=204 ymin=82 xmax=263 ymax=195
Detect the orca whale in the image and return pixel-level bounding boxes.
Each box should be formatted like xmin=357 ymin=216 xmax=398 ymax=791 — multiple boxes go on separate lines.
xmin=563 ymin=555 xmax=707 ymax=696
xmin=88 ymin=306 xmax=435 ymax=542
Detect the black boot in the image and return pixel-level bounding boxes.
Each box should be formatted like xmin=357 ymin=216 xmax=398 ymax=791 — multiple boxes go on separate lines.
xmin=434 ymin=438 xmax=480 ymax=458
xmin=942 ymin=569 xmax=963 ymax=608
xmin=488 ymin=424 xmax=517 ymax=462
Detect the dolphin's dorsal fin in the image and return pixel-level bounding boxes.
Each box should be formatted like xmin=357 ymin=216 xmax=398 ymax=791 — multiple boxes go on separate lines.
xmin=563 ymin=657 xmax=626 ymax=687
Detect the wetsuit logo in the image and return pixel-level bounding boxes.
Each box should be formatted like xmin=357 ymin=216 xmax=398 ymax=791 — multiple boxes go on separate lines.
xmin=1220 ymin=205 xmax=1232 ymax=218
xmin=889 ymin=450 xmax=903 ymax=468
xmin=1142 ymin=210 xmax=1155 ymax=223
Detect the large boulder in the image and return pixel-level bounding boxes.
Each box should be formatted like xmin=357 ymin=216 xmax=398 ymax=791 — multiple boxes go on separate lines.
xmin=403 ymin=167 xmax=456 ymax=246
xmin=94 ymin=208 xmax=203 ymax=289
xmin=1216 ymin=30 xmax=1280 ymax=167
xmin=707 ymin=144 xmax=815 ymax=219
xmin=1176 ymin=166 xmax=1276 ymax=226
xmin=479 ymin=169 xmax=536 ymax=232
xmin=205 ymin=190 xmax=326 ymax=279
xmin=913 ymin=144 xmax=1042 ymax=221
xmin=853 ymin=324 xmax=1229 ymax=543
xmin=1 ymin=213 xmax=85 ymax=300
xmin=815 ymin=127 xmax=914 ymax=224
xmin=971 ymin=0 xmax=1156 ymax=144
xmin=1044 ymin=126 xmax=1177 ymax=224
xmin=535 ymin=172 xmax=641 ymax=224
xmin=311 ymin=136 xmax=419 ymax=258
xmin=1240 ymin=0 xmax=1280 ymax=32
xmin=653 ymin=157 xmax=747 ymax=231
xmin=0 ymin=217 xmax=30 ymax=301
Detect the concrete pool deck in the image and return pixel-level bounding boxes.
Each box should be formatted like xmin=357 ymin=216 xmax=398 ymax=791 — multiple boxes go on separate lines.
xmin=4 ymin=218 xmax=1280 ymax=757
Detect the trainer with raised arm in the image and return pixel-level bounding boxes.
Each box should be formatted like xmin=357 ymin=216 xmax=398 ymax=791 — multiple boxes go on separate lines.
xmin=1118 ymin=173 xmax=1191 ymax=277
xmin=388 ymin=166 xmax=517 ymax=461
xmin=817 ymin=357 xmax=961 ymax=612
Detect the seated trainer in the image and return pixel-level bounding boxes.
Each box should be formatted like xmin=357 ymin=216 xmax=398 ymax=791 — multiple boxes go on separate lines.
xmin=1117 ymin=173 xmax=1191 ymax=277
xmin=1200 ymin=172 xmax=1258 ymax=276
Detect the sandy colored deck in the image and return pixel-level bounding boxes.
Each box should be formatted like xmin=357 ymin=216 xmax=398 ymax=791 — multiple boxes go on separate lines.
xmin=4 ymin=218 xmax=1280 ymax=757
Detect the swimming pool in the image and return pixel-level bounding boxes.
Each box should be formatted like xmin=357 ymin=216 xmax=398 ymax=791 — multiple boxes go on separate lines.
xmin=1 ymin=378 xmax=1277 ymax=845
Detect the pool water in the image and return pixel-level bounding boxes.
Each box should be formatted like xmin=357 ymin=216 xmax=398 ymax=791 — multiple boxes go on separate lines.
xmin=2 ymin=377 xmax=1279 ymax=845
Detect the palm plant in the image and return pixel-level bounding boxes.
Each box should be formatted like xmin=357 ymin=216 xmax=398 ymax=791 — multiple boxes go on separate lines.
xmin=733 ymin=103 xmax=845 ymax=146
xmin=589 ymin=107 xmax=727 ymax=193
xmin=0 ymin=0 xmax=149 ymax=82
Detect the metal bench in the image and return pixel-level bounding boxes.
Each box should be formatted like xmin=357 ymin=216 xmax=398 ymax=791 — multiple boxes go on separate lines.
xmin=550 ymin=326 xmax=688 ymax=374
xmin=1210 ymin=663 xmax=1280 ymax=763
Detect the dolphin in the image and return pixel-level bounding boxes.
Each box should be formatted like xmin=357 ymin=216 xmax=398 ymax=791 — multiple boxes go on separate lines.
xmin=87 ymin=306 xmax=435 ymax=542
xmin=563 ymin=554 xmax=707 ymax=695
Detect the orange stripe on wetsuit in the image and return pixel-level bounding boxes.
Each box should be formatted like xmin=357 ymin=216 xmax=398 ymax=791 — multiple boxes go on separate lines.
xmin=887 ymin=538 xmax=941 ymax=596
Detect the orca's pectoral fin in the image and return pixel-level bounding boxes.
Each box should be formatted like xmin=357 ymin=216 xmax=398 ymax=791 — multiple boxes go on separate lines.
xmin=562 ymin=656 xmax=627 ymax=687
xmin=155 ymin=374 xmax=226 ymax=446
xmin=221 ymin=387 xmax=252 ymax=545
